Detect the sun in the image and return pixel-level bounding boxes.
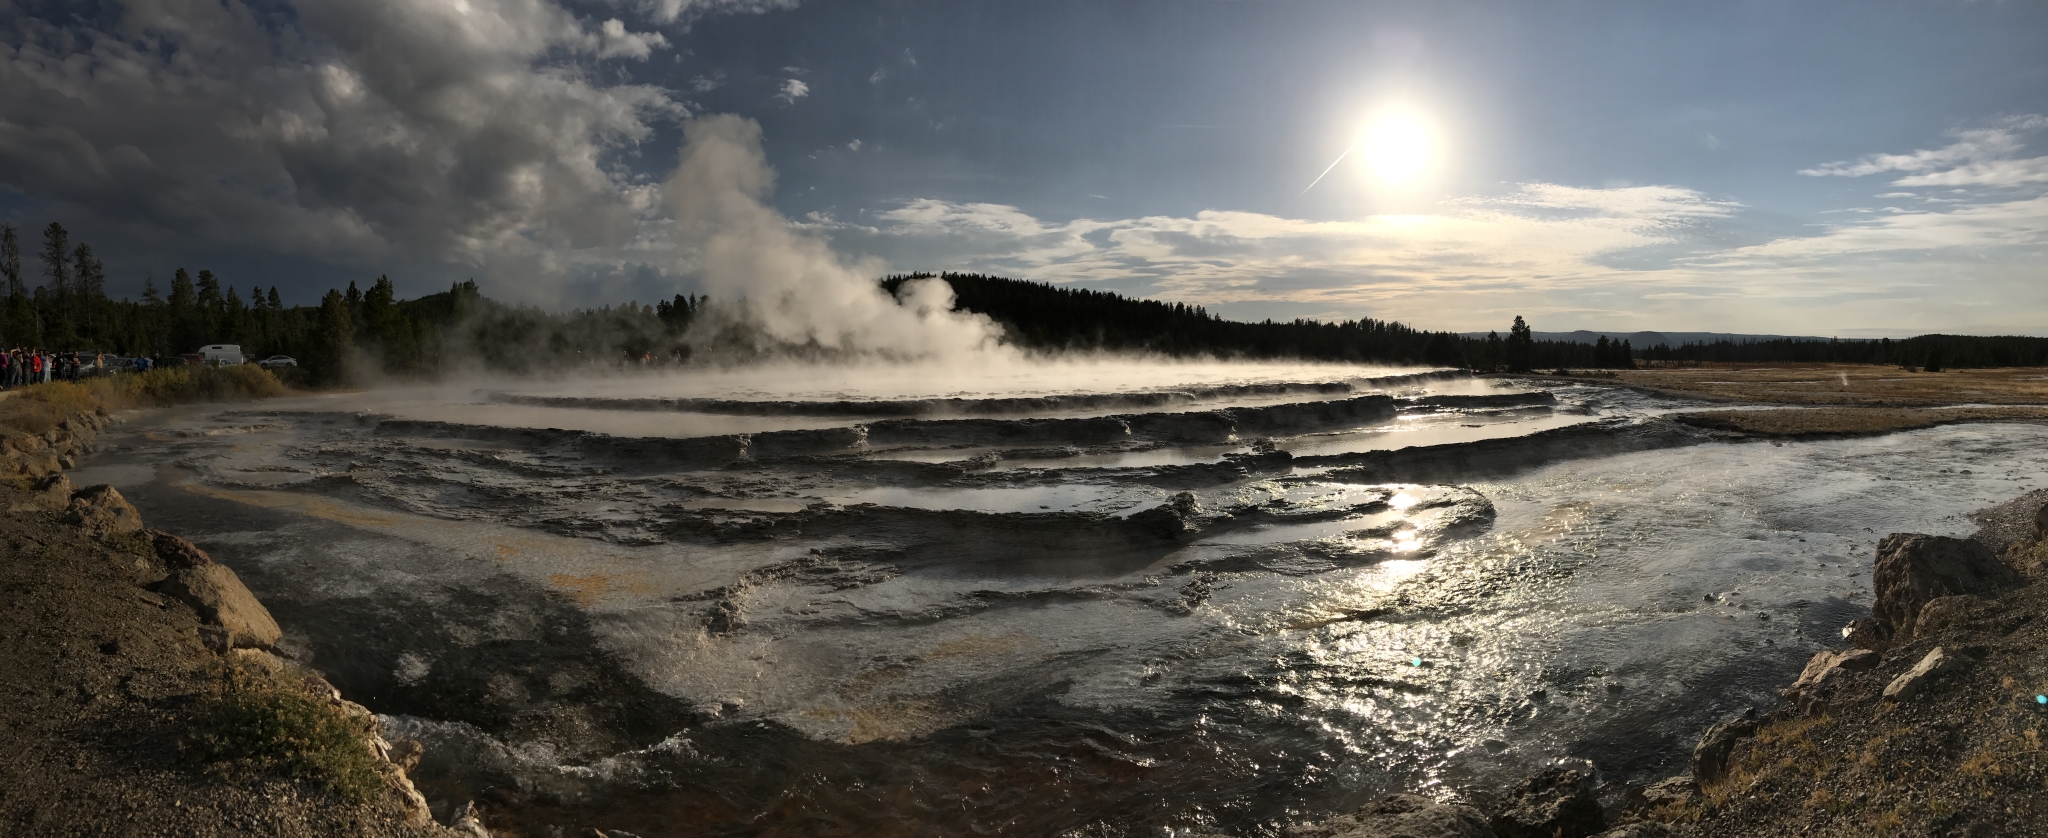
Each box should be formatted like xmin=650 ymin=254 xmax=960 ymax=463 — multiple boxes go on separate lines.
xmin=1359 ymin=112 xmax=1434 ymax=186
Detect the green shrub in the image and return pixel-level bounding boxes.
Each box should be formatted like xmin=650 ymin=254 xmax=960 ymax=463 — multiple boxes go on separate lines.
xmin=183 ymin=663 xmax=385 ymax=803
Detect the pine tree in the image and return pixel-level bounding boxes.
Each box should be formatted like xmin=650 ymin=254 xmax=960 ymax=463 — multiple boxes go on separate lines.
xmin=38 ymin=223 xmax=69 ymax=291
xmin=1505 ymin=316 xmax=1534 ymax=373
xmin=0 ymin=224 xmax=19 ymax=298
xmin=313 ymin=288 xmax=355 ymax=384
xmin=168 ymin=268 xmax=202 ymax=352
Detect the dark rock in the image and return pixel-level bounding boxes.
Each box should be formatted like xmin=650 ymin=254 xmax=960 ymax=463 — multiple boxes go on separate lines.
xmin=1285 ymin=793 xmax=1493 ymax=838
xmin=2034 ymin=500 xmax=2048 ymax=543
xmin=1913 ymin=594 xmax=1978 ymax=635
xmin=1490 ymin=767 xmax=1605 ymax=838
xmin=1873 ymin=533 xmax=2016 ymax=637
xmin=386 ymin=738 xmax=424 ymax=774
xmin=1593 ymin=825 xmax=1672 ymax=838
xmin=1128 ymin=491 xmax=1203 ymax=537
xmin=1691 ymin=711 xmax=1757 ymax=784
xmin=1883 ymin=646 xmax=1965 ymax=701
xmin=1842 ymin=616 xmax=1893 ymax=651
xmin=1624 ymin=774 xmax=1697 ymax=816
xmin=449 ymin=801 xmax=493 ymax=837
xmin=147 ymin=530 xmax=214 ymax=569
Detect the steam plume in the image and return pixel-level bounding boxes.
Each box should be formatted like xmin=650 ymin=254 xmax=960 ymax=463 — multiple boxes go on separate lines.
xmin=665 ymin=115 xmax=1004 ymax=359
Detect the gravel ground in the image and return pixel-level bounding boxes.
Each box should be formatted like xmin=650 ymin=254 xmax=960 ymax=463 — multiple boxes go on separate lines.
xmin=0 ymin=481 xmax=455 ymax=837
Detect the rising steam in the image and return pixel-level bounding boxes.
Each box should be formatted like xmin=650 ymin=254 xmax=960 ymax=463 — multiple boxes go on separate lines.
xmin=665 ymin=115 xmax=1005 ymax=359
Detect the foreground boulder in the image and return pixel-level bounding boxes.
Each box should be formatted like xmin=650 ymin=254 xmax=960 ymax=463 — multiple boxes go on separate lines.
xmin=1882 ymin=646 xmax=1966 ymax=702
xmin=151 ymin=564 xmax=283 ymax=651
xmin=1691 ymin=712 xmax=1757 ymax=784
xmin=1782 ymin=648 xmax=1879 ymax=714
xmin=1489 ymin=767 xmax=1605 ymax=838
xmin=1286 ymin=793 xmax=1492 ymax=838
xmin=1624 ymin=775 xmax=1697 ymax=817
xmin=1873 ymin=533 xmax=2016 ymax=637
xmin=61 ymin=484 xmax=145 ymax=537
xmin=147 ymin=529 xmax=215 ymax=568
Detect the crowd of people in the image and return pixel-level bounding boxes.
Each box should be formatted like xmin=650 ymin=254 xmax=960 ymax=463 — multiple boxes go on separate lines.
xmin=1 ymin=349 xmax=120 ymax=388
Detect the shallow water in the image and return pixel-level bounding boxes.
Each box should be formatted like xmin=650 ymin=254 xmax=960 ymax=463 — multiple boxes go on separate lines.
xmin=70 ymin=363 xmax=2048 ymax=837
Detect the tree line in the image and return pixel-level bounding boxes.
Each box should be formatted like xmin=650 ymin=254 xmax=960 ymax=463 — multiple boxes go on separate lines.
xmin=3 ymin=224 xmax=2038 ymax=380
xmin=1637 ymin=335 xmax=2048 ymax=370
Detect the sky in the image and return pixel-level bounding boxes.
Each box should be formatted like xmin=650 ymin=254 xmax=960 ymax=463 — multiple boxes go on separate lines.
xmin=1 ymin=0 xmax=2045 ymax=336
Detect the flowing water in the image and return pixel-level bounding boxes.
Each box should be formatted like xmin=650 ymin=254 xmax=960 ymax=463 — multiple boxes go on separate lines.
xmin=69 ymin=361 xmax=2048 ymax=837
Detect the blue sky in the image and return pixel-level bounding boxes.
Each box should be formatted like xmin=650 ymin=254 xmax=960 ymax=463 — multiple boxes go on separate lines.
xmin=2 ymin=0 xmax=2045 ymax=336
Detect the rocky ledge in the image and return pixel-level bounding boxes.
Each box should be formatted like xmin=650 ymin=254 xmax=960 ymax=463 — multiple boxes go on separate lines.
xmin=1287 ymin=489 xmax=2048 ymax=838
xmin=0 ymin=407 xmax=491 ymax=837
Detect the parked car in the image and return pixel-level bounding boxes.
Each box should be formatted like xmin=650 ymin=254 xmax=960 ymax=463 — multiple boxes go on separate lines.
xmin=177 ymin=353 xmax=205 ymax=366
xmin=258 ymin=355 xmax=297 ymax=369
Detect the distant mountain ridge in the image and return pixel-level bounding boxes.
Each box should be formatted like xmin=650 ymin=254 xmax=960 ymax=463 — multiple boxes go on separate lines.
xmin=1457 ymin=330 xmax=1852 ymax=347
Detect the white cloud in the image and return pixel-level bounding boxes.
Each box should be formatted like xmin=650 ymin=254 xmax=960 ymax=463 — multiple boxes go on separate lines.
xmin=807 ymin=175 xmax=2046 ymax=334
xmin=847 ymin=139 xmax=862 ymax=151
xmin=594 ymin=18 xmax=667 ymax=59
xmin=775 ymin=78 xmax=810 ymax=104
xmin=1800 ymin=115 xmax=2048 ymax=187
xmin=641 ymin=0 xmax=800 ymax=26
xmin=869 ymin=68 xmax=888 ymax=84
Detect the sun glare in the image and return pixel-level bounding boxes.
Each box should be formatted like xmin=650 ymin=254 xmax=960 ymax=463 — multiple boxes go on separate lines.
xmin=1360 ymin=112 xmax=1433 ymax=186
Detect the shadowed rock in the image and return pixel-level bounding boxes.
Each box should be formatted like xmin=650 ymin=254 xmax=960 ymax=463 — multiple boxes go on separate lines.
xmin=1285 ymin=793 xmax=1493 ymax=838
xmin=1873 ymin=533 xmax=2017 ymax=637
xmin=151 ymin=564 xmax=283 ymax=651
xmin=1691 ymin=712 xmax=1757 ymax=784
xmin=147 ymin=529 xmax=215 ymax=569
xmin=1489 ymin=767 xmax=1605 ymax=838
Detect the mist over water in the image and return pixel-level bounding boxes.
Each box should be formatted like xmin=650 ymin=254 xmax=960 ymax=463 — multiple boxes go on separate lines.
xmin=72 ymin=360 xmax=2048 ymax=836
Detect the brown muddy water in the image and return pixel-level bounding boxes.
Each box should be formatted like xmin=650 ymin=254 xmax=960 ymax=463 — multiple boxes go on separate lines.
xmin=68 ymin=361 xmax=2048 ymax=837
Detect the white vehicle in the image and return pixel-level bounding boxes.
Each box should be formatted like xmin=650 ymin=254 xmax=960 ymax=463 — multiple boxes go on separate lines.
xmin=199 ymin=344 xmax=245 ymax=365
xmin=258 ymin=355 xmax=297 ymax=369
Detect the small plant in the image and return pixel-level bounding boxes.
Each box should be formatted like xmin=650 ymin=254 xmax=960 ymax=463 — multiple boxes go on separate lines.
xmin=183 ymin=662 xmax=384 ymax=803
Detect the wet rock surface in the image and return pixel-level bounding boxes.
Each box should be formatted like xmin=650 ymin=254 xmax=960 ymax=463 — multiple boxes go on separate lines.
xmin=1488 ymin=766 xmax=1605 ymax=838
xmin=1286 ymin=793 xmax=1494 ymax=838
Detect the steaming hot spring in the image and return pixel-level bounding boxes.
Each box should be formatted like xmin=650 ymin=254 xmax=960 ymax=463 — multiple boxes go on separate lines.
xmin=72 ymin=359 xmax=2048 ymax=835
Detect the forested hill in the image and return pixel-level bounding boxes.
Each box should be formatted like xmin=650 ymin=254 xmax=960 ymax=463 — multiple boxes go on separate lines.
xmin=881 ymin=272 xmax=1466 ymax=364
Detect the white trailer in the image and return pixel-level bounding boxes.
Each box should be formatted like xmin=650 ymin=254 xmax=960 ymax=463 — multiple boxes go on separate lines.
xmin=199 ymin=344 xmax=245 ymax=365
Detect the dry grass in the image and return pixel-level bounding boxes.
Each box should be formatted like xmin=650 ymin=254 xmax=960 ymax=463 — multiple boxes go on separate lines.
xmin=1608 ymin=364 xmax=2048 ymax=407
xmin=1673 ymin=405 xmax=2048 ymax=437
xmin=0 ymin=366 xmax=287 ymax=434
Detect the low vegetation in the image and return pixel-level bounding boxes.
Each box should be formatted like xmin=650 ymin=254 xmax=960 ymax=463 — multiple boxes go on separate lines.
xmin=0 ymin=366 xmax=286 ymax=434
xmin=183 ymin=660 xmax=385 ymax=803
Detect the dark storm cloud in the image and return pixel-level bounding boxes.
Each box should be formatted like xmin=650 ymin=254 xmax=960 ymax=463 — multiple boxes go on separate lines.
xmin=0 ymin=0 xmax=778 ymax=300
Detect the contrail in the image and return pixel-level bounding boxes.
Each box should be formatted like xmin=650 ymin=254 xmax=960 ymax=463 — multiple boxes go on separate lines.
xmin=1300 ymin=142 xmax=1356 ymax=196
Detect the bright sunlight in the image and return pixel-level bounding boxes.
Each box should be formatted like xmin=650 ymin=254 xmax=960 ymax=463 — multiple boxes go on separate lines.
xmin=1359 ymin=111 xmax=1434 ymax=186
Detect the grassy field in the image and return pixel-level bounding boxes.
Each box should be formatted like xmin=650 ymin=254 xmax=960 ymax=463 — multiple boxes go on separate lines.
xmin=1673 ymin=406 xmax=2048 ymax=437
xmin=1601 ymin=364 xmax=2048 ymax=407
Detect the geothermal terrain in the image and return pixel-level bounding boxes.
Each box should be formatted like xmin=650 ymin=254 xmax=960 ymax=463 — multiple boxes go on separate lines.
xmin=68 ymin=362 xmax=2048 ymax=836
